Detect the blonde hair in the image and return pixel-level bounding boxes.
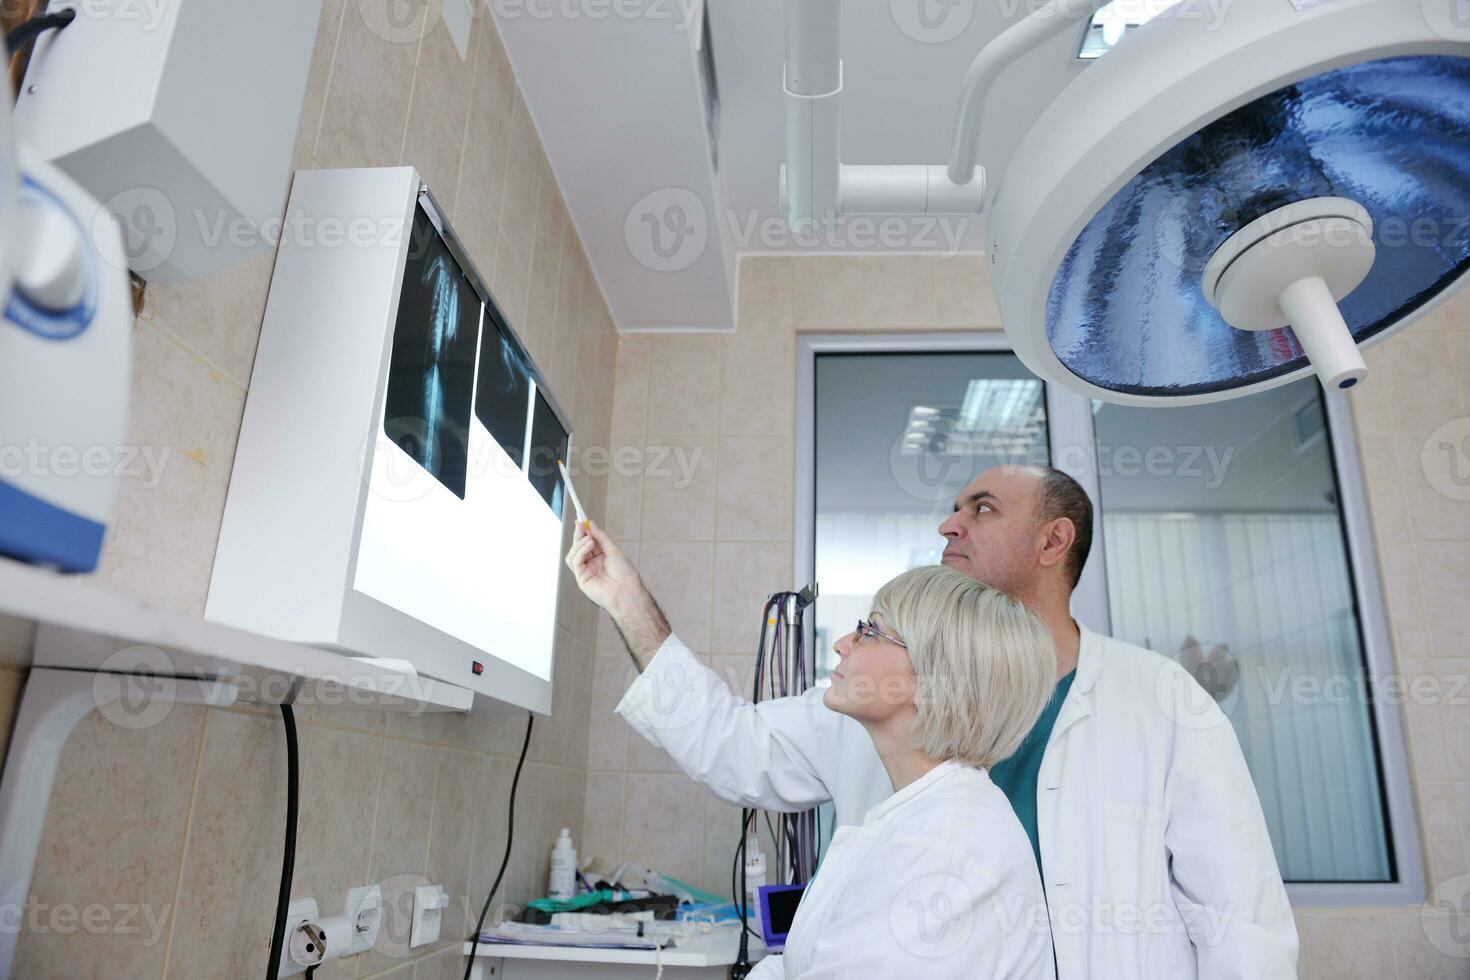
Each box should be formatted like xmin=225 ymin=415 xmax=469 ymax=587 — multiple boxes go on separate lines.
xmin=871 ymin=566 xmax=1057 ymax=769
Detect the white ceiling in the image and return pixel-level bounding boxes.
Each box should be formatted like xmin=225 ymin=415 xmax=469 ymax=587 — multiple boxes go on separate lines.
xmin=706 ymin=0 xmax=1093 ymax=253
xmin=495 ymin=1 xmax=1097 ymax=331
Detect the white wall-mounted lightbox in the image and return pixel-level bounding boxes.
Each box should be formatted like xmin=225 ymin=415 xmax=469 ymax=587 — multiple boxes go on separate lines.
xmin=207 ymin=167 xmax=571 ymax=713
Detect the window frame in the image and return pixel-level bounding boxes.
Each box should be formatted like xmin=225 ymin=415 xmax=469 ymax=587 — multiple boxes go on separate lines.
xmin=795 ymin=331 xmax=1425 ymax=908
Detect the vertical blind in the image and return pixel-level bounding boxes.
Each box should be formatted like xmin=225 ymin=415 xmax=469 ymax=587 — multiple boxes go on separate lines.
xmin=1104 ymin=512 xmax=1391 ymax=882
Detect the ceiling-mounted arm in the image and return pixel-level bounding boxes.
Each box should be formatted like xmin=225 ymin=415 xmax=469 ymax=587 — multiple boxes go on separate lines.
xmin=783 ymin=0 xmax=843 ymax=231
xmin=946 ymin=0 xmax=1110 ymax=185
xmin=781 ymin=0 xmax=985 ymax=227
xmin=786 ymin=0 xmax=842 ymax=96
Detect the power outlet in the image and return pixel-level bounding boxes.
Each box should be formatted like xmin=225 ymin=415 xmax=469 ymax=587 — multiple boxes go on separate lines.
xmin=342 ymin=884 xmax=382 ymax=957
xmin=276 ymin=886 xmax=380 ymax=977
xmin=276 ymin=899 xmax=319 ymax=978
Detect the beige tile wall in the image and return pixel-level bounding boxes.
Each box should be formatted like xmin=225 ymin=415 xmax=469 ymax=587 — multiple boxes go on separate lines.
xmin=7 ymin=4 xmax=614 ymax=978
xmin=587 ymin=254 xmax=1470 ymax=978
xmin=1337 ymin=299 xmax=1470 ymax=980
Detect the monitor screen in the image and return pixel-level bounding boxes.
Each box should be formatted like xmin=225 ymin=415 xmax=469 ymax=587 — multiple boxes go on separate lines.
xmin=759 ymin=884 xmax=804 ymax=946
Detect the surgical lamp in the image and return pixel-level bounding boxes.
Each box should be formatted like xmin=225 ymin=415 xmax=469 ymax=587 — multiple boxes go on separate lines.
xmin=781 ymin=0 xmax=1470 ymax=403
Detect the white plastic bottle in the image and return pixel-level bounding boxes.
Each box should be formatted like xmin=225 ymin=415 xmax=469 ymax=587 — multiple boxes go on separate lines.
xmin=743 ymin=834 xmax=767 ymax=934
xmin=549 ymin=828 xmax=577 ymax=900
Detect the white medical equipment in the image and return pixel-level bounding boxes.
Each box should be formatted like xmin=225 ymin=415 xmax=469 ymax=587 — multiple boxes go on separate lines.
xmin=0 ymin=63 xmax=131 ymax=572
xmin=1 ymin=0 xmax=324 ymax=573
xmin=206 ymin=167 xmax=571 ymax=713
xmin=781 ymin=0 xmax=1470 ymax=402
xmin=14 ymin=0 xmax=323 ymax=280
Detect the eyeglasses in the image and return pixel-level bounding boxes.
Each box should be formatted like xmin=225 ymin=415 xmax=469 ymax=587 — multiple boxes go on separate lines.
xmin=854 ymin=619 xmax=906 ymax=648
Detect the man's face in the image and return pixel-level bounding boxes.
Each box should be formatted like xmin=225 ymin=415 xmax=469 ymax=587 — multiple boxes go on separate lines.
xmin=936 ymin=465 xmax=1046 ymax=597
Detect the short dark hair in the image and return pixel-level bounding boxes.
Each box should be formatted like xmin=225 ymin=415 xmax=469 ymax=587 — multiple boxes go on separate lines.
xmin=1036 ymin=468 xmax=1093 ymax=589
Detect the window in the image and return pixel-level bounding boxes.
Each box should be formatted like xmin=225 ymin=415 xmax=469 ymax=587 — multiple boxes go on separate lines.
xmin=809 ymin=348 xmax=1049 ymax=680
xmin=1093 ymin=380 xmax=1391 ymax=883
xmin=798 ymin=334 xmax=1424 ymax=905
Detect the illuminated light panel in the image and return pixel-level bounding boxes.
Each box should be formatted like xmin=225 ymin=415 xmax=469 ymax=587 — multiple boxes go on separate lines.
xmin=1078 ymin=0 xmax=1183 ymax=60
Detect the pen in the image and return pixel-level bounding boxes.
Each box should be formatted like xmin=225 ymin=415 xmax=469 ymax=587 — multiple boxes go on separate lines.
xmin=557 ymin=459 xmax=589 ymax=531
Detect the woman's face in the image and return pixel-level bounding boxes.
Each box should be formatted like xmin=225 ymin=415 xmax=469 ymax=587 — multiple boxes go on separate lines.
xmin=823 ymin=614 xmax=918 ymax=726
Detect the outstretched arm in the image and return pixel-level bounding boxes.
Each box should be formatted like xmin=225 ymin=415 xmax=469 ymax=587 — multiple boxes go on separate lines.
xmin=566 ymin=520 xmax=669 ymax=671
xmin=567 ymin=520 xmax=844 ymax=813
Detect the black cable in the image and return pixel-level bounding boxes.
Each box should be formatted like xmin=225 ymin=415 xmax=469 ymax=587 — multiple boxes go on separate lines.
xmin=5 ymin=7 xmax=76 ymax=56
xmin=729 ymin=808 xmax=762 ymax=942
xmin=303 ymin=967 xmax=317 ymax=979
xmin=462 ymin=713 xmax=534 ymax=980
xmin=729 ymin=601 xmax=777 ymax=980
xmin=763 ymin=812 xmax=780 ymax=868
xmin=729 ymin=808 xmax=756 ymax=979
xmin=266 ymin=704 xmax=300 ymax=980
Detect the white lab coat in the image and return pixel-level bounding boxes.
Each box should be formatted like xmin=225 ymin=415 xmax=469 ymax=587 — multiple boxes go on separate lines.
xmin=617 ymin=627 xmax=1299 ymax=980
xmin=744 ymin=760 xmax=1055 ymax=980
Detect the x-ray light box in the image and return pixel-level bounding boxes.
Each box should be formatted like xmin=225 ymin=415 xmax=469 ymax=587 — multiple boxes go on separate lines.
xmin=207 ymin=167 xmax=569 ymax=713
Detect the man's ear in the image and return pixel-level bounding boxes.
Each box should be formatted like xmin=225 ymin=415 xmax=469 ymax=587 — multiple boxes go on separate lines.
xmin=1036 ymin=517 xmax=1077 ymax=573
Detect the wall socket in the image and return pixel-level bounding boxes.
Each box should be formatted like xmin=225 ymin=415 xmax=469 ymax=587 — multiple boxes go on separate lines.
xmin=276 ymin=885 xmax=382 ymax=978
xmin=343 ymin=885 xmax=383 ymax=956
xmin=278 ymin=899 xmax=318 ymax=979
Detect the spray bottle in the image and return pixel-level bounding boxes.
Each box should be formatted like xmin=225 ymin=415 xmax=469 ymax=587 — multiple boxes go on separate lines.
xmin=549 ymin=828 xmax=577 ymax=901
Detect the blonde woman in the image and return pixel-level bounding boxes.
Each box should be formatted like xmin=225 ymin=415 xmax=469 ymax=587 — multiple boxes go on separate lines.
xmin=567 ymin=521 xmax=1057 ymax=977
xmin=741 ymin=564 xmax=1057 ymax=978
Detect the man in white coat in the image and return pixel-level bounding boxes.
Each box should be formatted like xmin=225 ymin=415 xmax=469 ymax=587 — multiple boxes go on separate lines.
xmin=566 ymin=464 xmax=1298 ymax=979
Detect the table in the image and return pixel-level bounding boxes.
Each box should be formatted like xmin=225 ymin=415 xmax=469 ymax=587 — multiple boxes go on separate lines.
xmin=464 ymin=928 xmax=769 ymax=979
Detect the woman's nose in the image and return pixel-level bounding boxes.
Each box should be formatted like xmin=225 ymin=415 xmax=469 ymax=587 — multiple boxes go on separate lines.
xmin=833 ymin=632 xmax=854 ymax=660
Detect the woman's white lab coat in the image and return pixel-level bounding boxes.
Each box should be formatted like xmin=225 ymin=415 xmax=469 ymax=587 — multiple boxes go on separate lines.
xmin=617 ymin=628 xmax=1297 ymax=980
xmin=744 ymin=760 xmax=1054 ymax=980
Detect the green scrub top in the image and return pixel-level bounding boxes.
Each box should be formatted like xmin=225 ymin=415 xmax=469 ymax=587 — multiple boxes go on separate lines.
xmin=989 ymin=669 xmax=1077 ymax=875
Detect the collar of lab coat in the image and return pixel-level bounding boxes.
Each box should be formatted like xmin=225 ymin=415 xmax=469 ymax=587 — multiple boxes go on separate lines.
xmin=1050 ymin=623 xmax=1105 ymax=742
xmin=862 ymin=759 xmax=966 ymax=827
